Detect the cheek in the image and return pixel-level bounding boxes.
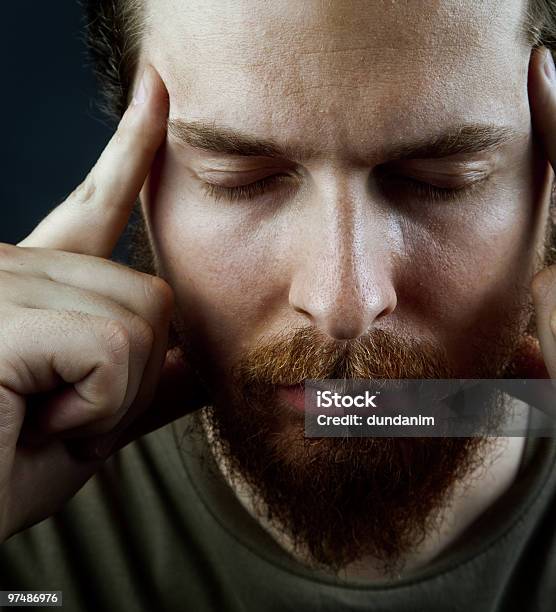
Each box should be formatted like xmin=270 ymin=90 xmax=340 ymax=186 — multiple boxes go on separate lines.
xmin=145 ymin=155 xmax=291 ymax=368
xmin=397 ymin=160 xmax=548 ymax=363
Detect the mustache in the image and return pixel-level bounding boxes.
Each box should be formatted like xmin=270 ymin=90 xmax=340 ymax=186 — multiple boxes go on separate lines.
xmin=231 ymin=326 xmax=455 ymax=388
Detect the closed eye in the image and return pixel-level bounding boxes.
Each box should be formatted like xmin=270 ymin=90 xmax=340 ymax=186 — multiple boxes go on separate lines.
xmin=200 ymin=168 xmax=488 ymax=205
xmin=201 ymin=173 xmax=298 ymax=203
xmin=375 ymin=169 xmax=489 ymax=203
xmin=384 ymin=176 xmax=484 ymax=202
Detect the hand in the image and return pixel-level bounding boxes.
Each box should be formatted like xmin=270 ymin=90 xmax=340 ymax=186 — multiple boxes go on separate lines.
xmin=529 ymin=47 xmax=556 ymax=379
xmin=0 ymin=66 xmax=207 ymax=543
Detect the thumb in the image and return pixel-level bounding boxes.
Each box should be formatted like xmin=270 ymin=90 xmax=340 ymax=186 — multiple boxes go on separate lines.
xmin=64 ymin=347 xmax=210 ymax=461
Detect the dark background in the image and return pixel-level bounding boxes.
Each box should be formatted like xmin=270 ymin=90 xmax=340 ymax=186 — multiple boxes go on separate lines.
xmin=1 ymin=3 xmax=113 ymax=245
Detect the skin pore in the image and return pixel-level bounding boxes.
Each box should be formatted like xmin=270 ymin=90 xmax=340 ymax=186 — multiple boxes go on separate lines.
xmin=133 ymin=0 xmax=553 ymax=581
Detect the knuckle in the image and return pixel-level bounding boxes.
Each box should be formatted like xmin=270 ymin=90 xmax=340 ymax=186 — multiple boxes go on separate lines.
xmin=130 ymin=314 xmax=155 ymax=354
xmin=142 ymin=274 xmax=175 ymax=319
xmin=72 ymin=170 xmax=97 ymax=205
xmin=100 ymin=320 xmax=131 ymax=365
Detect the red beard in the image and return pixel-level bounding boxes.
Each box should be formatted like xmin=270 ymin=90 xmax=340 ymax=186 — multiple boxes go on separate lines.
xmin=199 ymin=326 xmax=533 ymax=575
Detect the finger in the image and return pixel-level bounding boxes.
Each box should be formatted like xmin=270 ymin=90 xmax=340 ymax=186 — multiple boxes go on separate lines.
xmin=0 ymin=244 xmax=173 ymax=330
xmin=531 ymin=264 xmax=556 ymax=378
xmin=529 ymin=46 xmax=556 ymax=171
xmin=0 ymin=272 xmax=161 ymax=432
xmin=0 ymin=244 xmax=174 ymax=430
xmin=65 ymin=347 xmax=210 ymax=461
xmin=18 ymin=65 xmax=169 ymax=257
xmin=0 ymin=310 xmax=131 ymax=442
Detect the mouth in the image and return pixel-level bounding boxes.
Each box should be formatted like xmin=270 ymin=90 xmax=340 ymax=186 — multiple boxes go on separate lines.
xmin=275 ymin=379 xmax=444 ymax=418
xmin=275 ymin=382 xmax=348 ymax=415
xmin=276 ymin=383 xmax=306 ymax=412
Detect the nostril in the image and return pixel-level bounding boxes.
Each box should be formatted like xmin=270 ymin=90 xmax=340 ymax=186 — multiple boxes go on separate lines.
xmin=379 ymin=287 xmax=397 ymax=318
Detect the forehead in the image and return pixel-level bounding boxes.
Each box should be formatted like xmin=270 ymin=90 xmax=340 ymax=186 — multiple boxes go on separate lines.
xmin=143 ymin=0 xmax=530 ymax=156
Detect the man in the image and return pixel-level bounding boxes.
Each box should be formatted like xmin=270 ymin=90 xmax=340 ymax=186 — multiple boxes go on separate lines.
xmin=1 ymin=0 xmax=556 ymax=609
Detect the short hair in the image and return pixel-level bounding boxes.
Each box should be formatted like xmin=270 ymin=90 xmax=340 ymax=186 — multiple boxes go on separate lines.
xmin=84 ymin=0 xmax=556 ymax=122
xmin=84 ymin=0 xmax=143 ymax=121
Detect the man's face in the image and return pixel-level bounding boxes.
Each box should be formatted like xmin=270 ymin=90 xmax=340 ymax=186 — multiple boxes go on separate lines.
xmin=141 ymin=0 xmax=547 ymax=379
xmin=137 ymin=0 xmax=552 ymax=573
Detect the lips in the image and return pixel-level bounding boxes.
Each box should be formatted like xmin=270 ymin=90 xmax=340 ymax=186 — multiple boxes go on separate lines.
xmin=276 ymin=383 xmax=306 ymax=412
xmin=275 ymin=382 xmax=347 ymax=414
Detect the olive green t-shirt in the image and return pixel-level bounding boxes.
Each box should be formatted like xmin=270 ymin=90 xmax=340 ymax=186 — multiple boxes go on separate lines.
xmin=1 ymin=409 xmax=556 ymax=612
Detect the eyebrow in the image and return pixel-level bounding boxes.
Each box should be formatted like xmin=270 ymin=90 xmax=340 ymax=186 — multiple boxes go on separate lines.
xmin=167 ymin=118 xmax=520 ymax=162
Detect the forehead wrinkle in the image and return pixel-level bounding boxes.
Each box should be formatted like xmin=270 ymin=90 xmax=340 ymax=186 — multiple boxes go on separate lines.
xmin=146 ymin=0 xmax=531 ymax=167
xmin=148 ymin=0 xmax=527 ymax=69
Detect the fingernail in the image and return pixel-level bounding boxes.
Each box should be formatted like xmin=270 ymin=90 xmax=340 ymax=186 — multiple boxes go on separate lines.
xmin=550 ymin=308 xmax=556 ymax=338
xmin=544 ymin=49 xmax=556 ymax=85
xmin=132 ymin=70 xmax=148 ymax=106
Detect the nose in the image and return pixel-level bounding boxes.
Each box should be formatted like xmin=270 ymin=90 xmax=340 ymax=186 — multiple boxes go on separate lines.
xmin=289 ymin=181 xmax=397 ymax=340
